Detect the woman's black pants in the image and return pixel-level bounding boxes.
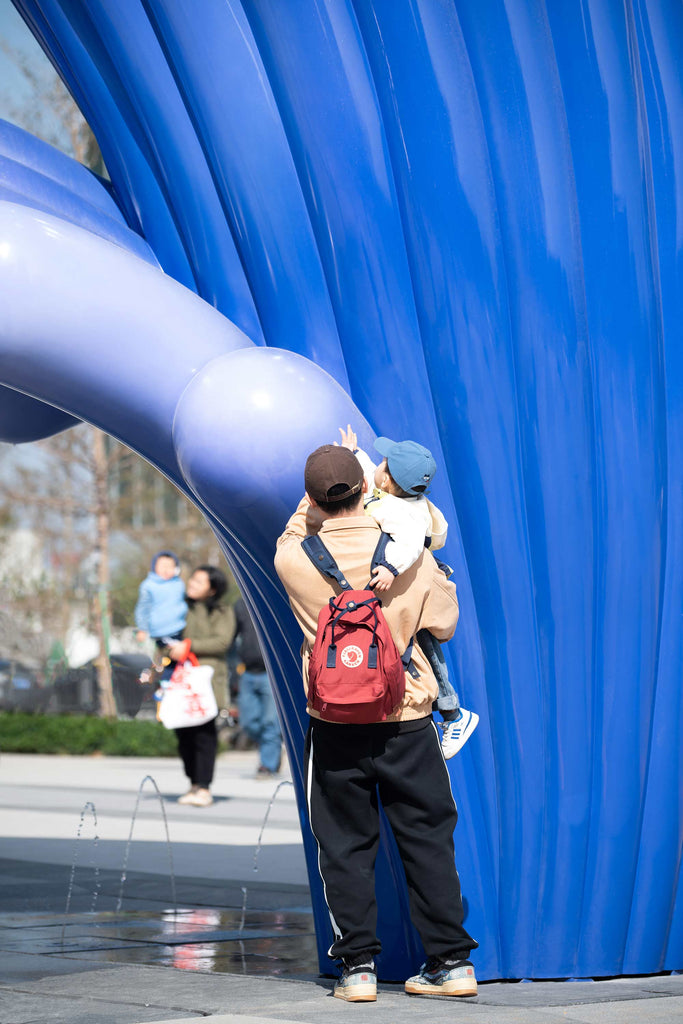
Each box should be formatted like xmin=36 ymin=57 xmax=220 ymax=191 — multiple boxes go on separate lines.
xmin=304 ymin=715 xmax=477 ymax=965
xmin=175 ymin=717 xmax=217 ymax=788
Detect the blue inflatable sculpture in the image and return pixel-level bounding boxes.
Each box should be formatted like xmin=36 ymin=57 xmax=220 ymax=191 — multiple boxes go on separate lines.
xmin=0 ymin=0 xmax=681 ymax=981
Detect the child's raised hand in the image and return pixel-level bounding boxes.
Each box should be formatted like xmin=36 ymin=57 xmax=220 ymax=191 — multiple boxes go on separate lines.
xmin=370 ymin=565 xmax=394 ymax=592
xmin=337 ymin=424 xmax=357 ymax=451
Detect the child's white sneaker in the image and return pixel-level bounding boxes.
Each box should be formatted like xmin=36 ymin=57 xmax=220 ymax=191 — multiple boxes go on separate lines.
xmin=441 ymin=709 xmax=479 ymax=758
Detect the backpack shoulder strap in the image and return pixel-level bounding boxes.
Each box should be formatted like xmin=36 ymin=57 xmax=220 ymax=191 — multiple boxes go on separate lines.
xmin=301 ymin=535 xmax=352 ymax=591
xmin=371 ymin=533 xmax=419 ymax=675
xmin=302 ymin=531 xmax=395 ymax=592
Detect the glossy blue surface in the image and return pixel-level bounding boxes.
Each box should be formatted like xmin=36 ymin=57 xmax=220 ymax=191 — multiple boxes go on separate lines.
xmin=0 ymin=0 xmax=680 ymax=981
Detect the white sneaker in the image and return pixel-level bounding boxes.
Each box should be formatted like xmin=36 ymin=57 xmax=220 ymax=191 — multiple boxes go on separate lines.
xmin=334 ymin=962 xmax=377 ymax=1002
xmin=189 ymin=788 xmax=213 ymax=807
xmin=405 ymin=957 xmax=477 ymax=996
xmin=441 ymin=709 xmax=479 ymax=758
xmin=180 ymin=788 xmax=213 ymax=807
xmin=177 ymin=786 xmax=199 ymax=805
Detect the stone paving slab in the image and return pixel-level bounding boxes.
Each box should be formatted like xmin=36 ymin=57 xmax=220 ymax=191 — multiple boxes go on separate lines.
xmin=3 ymin=958 xmax=683 ymax=1024
xmin=138 ymin=1002 xmax=683 ymax=1024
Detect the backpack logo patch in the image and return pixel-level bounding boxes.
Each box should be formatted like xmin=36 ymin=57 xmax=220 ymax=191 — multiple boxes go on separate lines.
xmin=341 ymin=644 xmax=363 ymax=668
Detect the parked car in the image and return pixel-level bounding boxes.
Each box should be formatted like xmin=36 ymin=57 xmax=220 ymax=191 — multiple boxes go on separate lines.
xmin=0 ymin=659 xmax=51 ymax=712
xmin=50 ymin=653 xmax=153 ymax=717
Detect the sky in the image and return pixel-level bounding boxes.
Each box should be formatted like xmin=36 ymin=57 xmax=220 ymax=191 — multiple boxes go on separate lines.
xmin=0 ymin=0 xmax=81 ymax=153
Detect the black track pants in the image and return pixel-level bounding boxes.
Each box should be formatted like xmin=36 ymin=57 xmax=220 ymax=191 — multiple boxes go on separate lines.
xmin=305 ymin=716 xmax=477 ymax=964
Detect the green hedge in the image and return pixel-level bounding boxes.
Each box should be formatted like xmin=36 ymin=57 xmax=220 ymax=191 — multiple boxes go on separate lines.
xmin=0 ymin=712 xmax=179 ymax=756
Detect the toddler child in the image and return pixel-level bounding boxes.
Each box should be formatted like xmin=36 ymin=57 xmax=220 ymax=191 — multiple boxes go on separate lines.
xmin=135 ymin=550 xmax=188 ymax=668
xmin=339 ymin=426 xmax=478 ymax=757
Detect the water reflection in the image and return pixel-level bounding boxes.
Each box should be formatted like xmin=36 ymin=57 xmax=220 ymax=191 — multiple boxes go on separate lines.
xmin=17 ymin=905 xmax=319 ymax=975
xmin=169 ymin=908 xmax=222 ymax=971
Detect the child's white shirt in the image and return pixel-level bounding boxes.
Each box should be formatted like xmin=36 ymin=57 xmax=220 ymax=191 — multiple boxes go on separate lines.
xmin=355 ymin=448 xmax=448 ymax=575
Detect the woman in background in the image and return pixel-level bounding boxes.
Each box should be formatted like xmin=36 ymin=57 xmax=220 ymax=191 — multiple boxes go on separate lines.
xmin=168 ymin=565 xmax=235 ymax=807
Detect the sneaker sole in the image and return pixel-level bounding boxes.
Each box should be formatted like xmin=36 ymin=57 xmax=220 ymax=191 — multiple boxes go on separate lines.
xmin=405 ymin=978 xmax=477 ymax=997
xmin=442 ymin=712 xmax=480 ymax=758
xmin=333 ymin=984 xmax=377 ymax=1002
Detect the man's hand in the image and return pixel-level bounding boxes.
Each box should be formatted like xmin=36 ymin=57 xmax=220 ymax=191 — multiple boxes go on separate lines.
xmin=338 ymin=424 xmax=357 ymax=451
xmin=136 ymin=630 xmax=148 ymax=643
xmin=370 ymin=565 xmax=394 ymax=592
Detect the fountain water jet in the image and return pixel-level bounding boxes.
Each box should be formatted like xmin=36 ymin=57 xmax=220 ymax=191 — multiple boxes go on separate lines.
xmin=115 ymin=774 xmax=177 ymax=918
xmin=61 ymin=800 xmax=99 ymax=945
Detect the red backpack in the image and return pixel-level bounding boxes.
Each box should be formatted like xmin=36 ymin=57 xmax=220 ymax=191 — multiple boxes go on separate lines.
xmin=301 ymin=533 xmax=411 ymax=724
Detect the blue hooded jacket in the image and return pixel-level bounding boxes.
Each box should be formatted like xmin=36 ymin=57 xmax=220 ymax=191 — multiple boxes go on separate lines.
xmin=134 ymin=550 xmax=187 ymax=638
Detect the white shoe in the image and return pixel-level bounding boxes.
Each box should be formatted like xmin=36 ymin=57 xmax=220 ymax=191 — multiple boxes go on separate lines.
xmin=333 ymin=962 xmax=377 ymax=1002
xmin=177 ymin=786 xmax=199 ymax=805
xmin=179 ymin=787 xmax=213 ymax=806
xmin=187 ymin=788 xmax=213 ymax=807
xmin=441 ymin=709 xmax=479 ymax=758
xmin=405 ymin=957 xmax=477 ymax=996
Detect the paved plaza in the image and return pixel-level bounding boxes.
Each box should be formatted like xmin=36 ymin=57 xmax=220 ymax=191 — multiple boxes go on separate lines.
xmin=1 ymin=750 xmax=681 ymax=1023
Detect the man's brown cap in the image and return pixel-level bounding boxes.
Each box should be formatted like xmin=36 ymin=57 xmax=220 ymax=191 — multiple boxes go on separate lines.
xmin=305 ymin=445 xmax=364 ymax=504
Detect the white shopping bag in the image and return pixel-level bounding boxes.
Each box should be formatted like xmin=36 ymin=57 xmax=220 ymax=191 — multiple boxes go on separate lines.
xmin=158 ymin=654 xmax=217 ymax=730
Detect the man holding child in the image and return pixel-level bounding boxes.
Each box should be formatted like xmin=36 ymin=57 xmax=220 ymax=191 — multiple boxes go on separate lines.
xmin=274 ymin=443 xmax=478 ymax=1002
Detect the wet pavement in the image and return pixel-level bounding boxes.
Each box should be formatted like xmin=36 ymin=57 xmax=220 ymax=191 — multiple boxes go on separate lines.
xmin=0 ymin=750 xmax=318 ymax=982
xmin=1 ymin=751 xmax=682 ymax=1023
xmin=0 ymin=903 xmax=318 ymax=978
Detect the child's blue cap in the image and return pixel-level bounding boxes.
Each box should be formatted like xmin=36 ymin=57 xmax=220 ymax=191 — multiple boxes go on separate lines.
xmin=374 ymin=437 xmax=437 ymax=496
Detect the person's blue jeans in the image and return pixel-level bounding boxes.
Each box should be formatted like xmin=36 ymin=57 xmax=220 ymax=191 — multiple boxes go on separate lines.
xmin=238 ymin=670 xmax=282 ymax=772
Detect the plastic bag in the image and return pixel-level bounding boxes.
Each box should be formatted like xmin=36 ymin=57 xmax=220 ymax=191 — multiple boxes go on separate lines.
xmin=158 ymin=653 xmax=217 ymax=730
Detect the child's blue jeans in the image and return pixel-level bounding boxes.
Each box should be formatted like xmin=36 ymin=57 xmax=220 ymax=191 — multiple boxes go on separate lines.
xmin=155 ymin=632 xmax=183 ymax=682
xmin=416 ymin=628 xmax=460 ymax=715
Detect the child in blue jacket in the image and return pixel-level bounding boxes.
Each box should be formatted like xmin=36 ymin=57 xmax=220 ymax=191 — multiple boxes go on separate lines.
xmin=135 ymin=550 xmax=187 ymax=648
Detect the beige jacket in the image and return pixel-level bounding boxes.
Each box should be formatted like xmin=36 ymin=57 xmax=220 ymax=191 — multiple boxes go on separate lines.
xmin=274 ymin=498 xmax=459 ymax=722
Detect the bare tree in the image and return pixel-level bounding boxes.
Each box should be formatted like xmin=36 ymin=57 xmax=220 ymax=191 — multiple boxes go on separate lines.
xmin=0 ymin=39 xmax=106 ymax=173
xmin=92 ymin=428 xmax=116 ymax=717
